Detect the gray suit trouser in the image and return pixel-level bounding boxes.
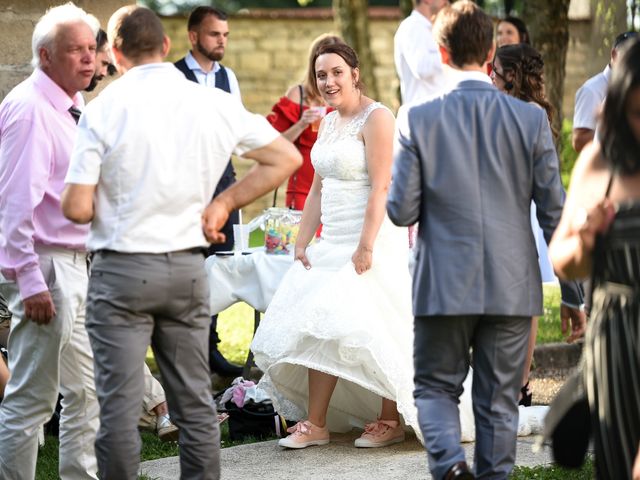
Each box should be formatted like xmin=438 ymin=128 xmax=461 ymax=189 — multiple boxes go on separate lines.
xmin=414 ymin=315 xmax=530 ymax=480
xmin=86 ymin=250 xmax=220 ymax=480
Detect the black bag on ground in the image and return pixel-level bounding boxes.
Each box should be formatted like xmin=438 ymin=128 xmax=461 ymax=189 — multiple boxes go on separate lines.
xmin=542 ymin=370 xmax=591 ymax=468
xmin=225 ymin=399 xmax=288 ymax=441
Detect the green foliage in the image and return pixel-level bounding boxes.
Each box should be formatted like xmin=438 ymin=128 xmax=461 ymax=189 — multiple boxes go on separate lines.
xmin=560 ymin=118 xmax=579 ymax=190
xmin=539 ymin=284 xmax=565 ymax=343
xmin=35 ymin=436 xmax=60 ymax=480
xmin=140 ymin=431 xmax=180 ymax=461
xmin=510 ymin=456 xmax=594 ymax=479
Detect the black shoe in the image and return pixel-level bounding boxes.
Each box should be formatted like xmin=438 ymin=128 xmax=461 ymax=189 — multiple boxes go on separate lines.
xmin=209 ymin=348 xmax=243 ymax=378
xmin=444 ymin=461 xmax=474 ymax=480
xmin=519 ymin=381 xmax=532 ymax=407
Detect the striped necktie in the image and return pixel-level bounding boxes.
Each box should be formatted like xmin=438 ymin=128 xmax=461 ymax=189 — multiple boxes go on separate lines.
xmin=68 ymin=105 xmax=82 ymax=124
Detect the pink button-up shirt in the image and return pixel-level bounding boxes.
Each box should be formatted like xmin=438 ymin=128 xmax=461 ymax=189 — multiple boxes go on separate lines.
xmin=0 ymin=68 xmax=89 ymax=299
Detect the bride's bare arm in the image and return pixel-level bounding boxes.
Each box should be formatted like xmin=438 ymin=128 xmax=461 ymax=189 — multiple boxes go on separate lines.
xmin=353 ymin=107 xmax=395 ymax=275
xmin=294 ymin=172 xmax=323 ymax=269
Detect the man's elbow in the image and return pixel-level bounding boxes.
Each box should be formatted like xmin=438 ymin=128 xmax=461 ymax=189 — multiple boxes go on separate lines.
xmin=386 ymin=198 xmax=416 ymax=227
xmin=279 ymin=143 xmax=302 ymax=177
xmin=62 ymin=203 xmax=93 ymax=224
xmin=61 ymin=189 xmax=94 ymax=224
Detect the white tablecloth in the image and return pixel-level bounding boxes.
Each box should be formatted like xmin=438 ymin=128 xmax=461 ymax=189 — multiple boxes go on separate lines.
xmin=205 ymin=248 xmax=294 ymax=315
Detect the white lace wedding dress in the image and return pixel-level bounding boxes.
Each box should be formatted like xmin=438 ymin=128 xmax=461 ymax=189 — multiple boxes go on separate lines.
xmin=251 ymin=102 xmax=546 ymax=443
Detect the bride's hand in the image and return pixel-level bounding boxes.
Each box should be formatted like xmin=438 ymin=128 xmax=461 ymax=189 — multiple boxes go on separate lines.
xmin=295 ymin=245 xmax=311 ymax=270
xmin=352 ymin=245 xmax=372 ymax=275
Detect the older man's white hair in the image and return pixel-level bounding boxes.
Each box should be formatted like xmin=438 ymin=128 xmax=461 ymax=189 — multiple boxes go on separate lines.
xmin=31 ymin=2 xmax=100 ymax=69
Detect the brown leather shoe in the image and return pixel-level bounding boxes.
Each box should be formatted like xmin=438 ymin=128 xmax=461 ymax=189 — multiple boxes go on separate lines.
xmin=443 ymin=461 xmax=474 ymax=480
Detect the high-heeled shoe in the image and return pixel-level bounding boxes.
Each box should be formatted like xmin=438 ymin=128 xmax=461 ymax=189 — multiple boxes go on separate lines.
xmin=519 ymin=381 xmax=532 ymax=407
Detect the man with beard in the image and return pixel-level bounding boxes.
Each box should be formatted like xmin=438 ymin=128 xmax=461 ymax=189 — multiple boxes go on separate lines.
xmin=174 ymin=6 xmax=244 ymax=378
xmin=85 ymin=29 xmax=116 ymax=92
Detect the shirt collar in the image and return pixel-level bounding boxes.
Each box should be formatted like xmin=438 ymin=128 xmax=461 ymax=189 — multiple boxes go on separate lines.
xmin=450 ymin=69 xmax=493 ymax=85
xmin=603 ymin=64 xmax=612 ymax=81
xmin=411 ymin=9 xmax=433 ymax=29
xmin=185 ymin=51 xmax=220 ymax=74
xmin=33 ymin=67 xmax=84 ymax=112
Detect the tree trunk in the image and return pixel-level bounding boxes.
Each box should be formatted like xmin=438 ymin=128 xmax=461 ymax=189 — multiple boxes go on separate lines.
xmin=522 ymin=0 xmax=570 ymax=147
xmin=332 ymin=0 xmax=379 ymax=99
xmin=399 ymin=0 xmax=412 ymax=18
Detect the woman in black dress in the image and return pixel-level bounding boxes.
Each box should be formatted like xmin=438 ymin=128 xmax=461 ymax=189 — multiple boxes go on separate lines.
xmin=549 ymin=38 xmax=640 ymax=479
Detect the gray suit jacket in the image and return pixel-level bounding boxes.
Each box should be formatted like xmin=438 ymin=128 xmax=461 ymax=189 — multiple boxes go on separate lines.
xmin=388 ymin=79 xmax=582 ymax=316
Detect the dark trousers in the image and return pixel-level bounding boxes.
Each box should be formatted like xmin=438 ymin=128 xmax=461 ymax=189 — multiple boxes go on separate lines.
xmin=414 ymin=314 xmax=530 ymax=480
xmin=87 ymin=251 xmax=220 ymax=480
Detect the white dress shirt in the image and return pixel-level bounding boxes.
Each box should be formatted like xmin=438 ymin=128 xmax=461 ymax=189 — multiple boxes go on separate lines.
xmin=573 ymin=65 xmax=610 ymax=130
xmin=65 ymin=63 xmax=279 ymax=253
xmin=394 ymin=10 xmax=447 ymax=105
xmin=185 ymin=51 xmax=242 ymax=100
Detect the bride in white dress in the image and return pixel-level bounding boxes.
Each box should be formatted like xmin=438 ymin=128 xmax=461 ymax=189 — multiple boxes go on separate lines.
xmin=251 ymin=42 xmax=421 ymax=449
xmin=251 ymin=42 xmax=545 ymax=450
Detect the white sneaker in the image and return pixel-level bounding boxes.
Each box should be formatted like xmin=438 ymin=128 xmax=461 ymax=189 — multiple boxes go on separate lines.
xmin=156 ymin=414 xmax=179 ymax=442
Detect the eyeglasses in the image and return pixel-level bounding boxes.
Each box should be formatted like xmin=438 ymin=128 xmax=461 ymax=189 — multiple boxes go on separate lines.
xmin=490 ymin=64 xmax=508 ymax=83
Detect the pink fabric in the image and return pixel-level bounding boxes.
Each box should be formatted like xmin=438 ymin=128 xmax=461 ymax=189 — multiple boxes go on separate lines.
xmin=0 ymin=69 xmax=89 ymax=299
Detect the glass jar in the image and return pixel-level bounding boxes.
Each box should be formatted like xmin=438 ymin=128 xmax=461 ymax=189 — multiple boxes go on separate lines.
xmin=263 ymin=207 xmax=302 ymax=255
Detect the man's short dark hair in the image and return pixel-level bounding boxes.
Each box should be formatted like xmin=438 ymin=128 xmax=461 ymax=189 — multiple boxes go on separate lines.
xmin=113 ymin=7 xmax=164 ymax=62
xmin=433 ymin=0 xmax=493 ymax=68
xmin=188 ymin=6 xmax=227 ymax=31
xmin=96 ymin=28 xmax=108 ymax=51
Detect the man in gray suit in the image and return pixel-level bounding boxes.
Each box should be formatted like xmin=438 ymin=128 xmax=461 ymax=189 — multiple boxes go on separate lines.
xmin=387 ymin=2 xmax=584 ymax=479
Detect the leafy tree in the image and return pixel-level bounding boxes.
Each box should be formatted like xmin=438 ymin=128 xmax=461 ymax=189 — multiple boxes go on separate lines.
xmin=522 ymin=0 xmax=571 ymax=142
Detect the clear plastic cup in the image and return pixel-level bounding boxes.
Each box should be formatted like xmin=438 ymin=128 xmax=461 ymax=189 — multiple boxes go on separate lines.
xmin=233 ymin=224 xmax=250 ymax=251
xmin=309 ymin=106 xmax=327 ymax=132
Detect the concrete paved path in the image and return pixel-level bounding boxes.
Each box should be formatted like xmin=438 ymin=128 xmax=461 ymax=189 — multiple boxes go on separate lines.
xmin=140 ymin=431 xmax=552 ymax=479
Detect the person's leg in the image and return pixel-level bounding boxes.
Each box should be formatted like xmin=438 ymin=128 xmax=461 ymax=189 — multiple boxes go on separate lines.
xmin=380 ymin=398 xmax=400 ymax=422
xmin=0 ymin=253 xmax=86 ymax=480
xmin=307 ymin=369 xmax=338 ymax=427
xmin=87 ymin=252 xmax=154 ymax=480
xmin=139 ymin=362 xmax=164 ymax=429
xmin=55 ymin=251 xmax=100 ymax=479
xmin=519 ymin=316 xmax=538 ymax=406
xmin=152 ymin=252 xmax=219 ymax=479
xmin=472 ymin=315 xmax=530 ymax=479
xmin=414 ymin=314 xmax=476 ymax=480
xmin=278 ymin=367 xmax=334 ymax=449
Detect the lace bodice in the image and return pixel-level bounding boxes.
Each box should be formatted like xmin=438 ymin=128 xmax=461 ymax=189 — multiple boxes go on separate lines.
xmin=311 ymin=102 xmax=387 ymax=182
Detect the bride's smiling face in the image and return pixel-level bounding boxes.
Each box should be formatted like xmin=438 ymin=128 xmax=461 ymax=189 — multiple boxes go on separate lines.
xmin=315 ymin=53 xmax=359 ymax=108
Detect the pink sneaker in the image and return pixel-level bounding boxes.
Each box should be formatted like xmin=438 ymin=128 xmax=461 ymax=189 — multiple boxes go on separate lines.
xmin=354 ymin=419 xmax=405 ymax=448
xmin=278 ymin=420 xmax=330 ymax=449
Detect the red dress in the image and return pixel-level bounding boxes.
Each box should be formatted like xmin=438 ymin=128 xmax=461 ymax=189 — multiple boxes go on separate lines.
xmin=267 ymin=96 xmax=332 ymax=210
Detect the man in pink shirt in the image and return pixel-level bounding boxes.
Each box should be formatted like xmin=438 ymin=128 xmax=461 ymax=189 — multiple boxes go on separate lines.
xmin=0 ymin=4 xmax=100 ymax=479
